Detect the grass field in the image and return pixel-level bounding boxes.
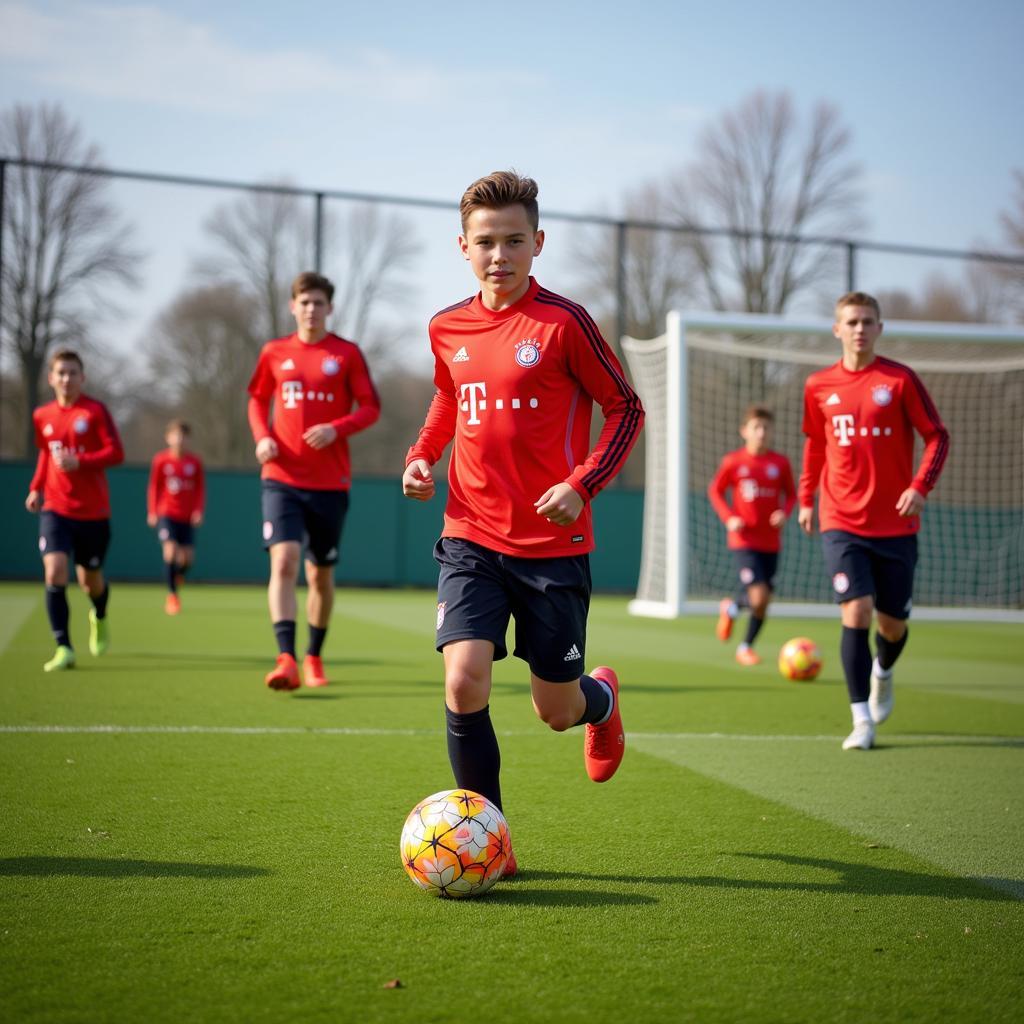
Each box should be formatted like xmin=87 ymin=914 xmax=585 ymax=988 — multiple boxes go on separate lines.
xmin=1 ymin=581 xmax=1022 ymax=1023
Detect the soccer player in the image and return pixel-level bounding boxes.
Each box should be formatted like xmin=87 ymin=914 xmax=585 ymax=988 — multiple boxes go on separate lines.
xmin=402 ymin=171 xmax=645 ymax=872
xmin=24 ymin=349 xmax=124 ymax=671
xmin=147 ymin=419 xmax=205 ymax=615
xmin=708 ymin=405 xmax=796 ymax=665
xmin=798 ymin=292 xmax=950 ymax=750
xmin=248 ymin=271 xmax=381 ymax=691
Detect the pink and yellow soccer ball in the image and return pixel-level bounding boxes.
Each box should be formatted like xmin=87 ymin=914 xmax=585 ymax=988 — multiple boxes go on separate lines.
xmin=778 ymin=637 xmax=823 ymax=681
xmin=400 ymin=789 xmax=510 ymax=897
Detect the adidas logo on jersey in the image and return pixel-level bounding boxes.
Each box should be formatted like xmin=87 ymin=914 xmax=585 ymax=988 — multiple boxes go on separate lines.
xmin=452 ymin=347 xmax=470 ymax=363
xmin=563 ymin=644 xmax=582 ymax=661
xmin=826 ymin=393 xmax=841 ymax=405
xmin=281 ymin=358 xmax=296 ymax=370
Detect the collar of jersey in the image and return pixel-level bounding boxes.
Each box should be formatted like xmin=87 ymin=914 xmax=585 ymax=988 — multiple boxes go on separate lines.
xmin=472 ymin=277 xmax=540 ymax=321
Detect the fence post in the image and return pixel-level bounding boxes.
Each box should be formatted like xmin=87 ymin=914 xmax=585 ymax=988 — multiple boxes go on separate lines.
xmin=314 ymin=192 xmax=324 ymax=272
xmin=846 ymin=241 xmax=857 ymax=292
xmin=0 ymin=159 xmax=5 ymax=457
xmin=615 ymin=220 xmax=628 ymax=346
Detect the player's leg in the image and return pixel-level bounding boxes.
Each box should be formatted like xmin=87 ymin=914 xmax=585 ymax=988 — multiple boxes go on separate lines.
xmin=40 ymin=516 xmax=75 ymax=671
xmin=717 ymin=552 xmax=752 ymax=642
xmin=868 ymin=536 xmax=917 ymax=725
xmin=300 ymin=490 xmax=347 ymax=688
xmin=73 ymin=519 xmax=111 ymax=657
xmin=822 ymin=530 xmax=876 ymax=750
xmin=160 ymin=527 xmax=181 ymax=614
xmin=261 ymin=482 xmax=304 ymax=690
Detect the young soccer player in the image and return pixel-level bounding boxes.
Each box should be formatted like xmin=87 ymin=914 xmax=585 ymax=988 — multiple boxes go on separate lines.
xmin=247 ymin=271 xmax=381 ymax=691
xmin=798 ymin=292 xmax=950 ymax=750
xmin=402 ymin=171 xmax=645 ymax=872
xmin=24 ymin=349 xmax=124 ymax=671
xmin=708 ymin=405 xmax=796 ymax=665
xmin=147 ymin=419 xmax=205 ymax=615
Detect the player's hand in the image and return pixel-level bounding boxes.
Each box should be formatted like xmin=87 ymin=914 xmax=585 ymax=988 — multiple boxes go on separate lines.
xmin=147 ymin=514 xmax=157 ymax=528
xmin=535 ymin=482 xmax=584 ymax=526
xmin=53 ymin=449 xmax=79 ymax=471
xmin=303 ymin=423 xmax=337 ymax=450
xmin=191 ymin=512 xmax=204 ymax=526
xmin=896 ymin=487 xmax=925 ymax=517
xmin=769 ymin=510 xmax=786 ymax=528
xmin=726 ymin=516 xmax=744 ymax=532
xmin=402 ymin=459 xmax=435 ymax=501
xmin=25 ymin=490 xmax=42 ymax=513
xmin=797 ymin=506 xmax=815 ymax=535
xmin=255 ymin=437 xmax=279 ymax=464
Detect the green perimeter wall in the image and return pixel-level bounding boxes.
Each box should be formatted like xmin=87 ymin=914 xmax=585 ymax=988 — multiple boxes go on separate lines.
xmin=0 ymin=462 xmax=643 ymax=592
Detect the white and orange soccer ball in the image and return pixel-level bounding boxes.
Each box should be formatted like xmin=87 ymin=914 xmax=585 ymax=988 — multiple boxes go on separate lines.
xmin=400 ymin=788 xmax=510 ymax=897
xmin=778 ymin=637 xmax=823 ymax=681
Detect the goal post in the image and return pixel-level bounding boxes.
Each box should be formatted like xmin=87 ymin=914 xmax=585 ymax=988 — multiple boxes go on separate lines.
xmin=621 ymin=311 xmax=1024 ymax=622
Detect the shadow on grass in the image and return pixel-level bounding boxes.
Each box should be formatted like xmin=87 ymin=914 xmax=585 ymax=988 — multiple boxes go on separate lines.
xmin=93 ymin=653 xmax=389 ymax=673
xmin=521 ymin=852 xmax=1020 ymax=902
xmin=484 ymin=887 xmax=657 ymax=907
xmin=0 ymin=856 xmax=270 ymax=879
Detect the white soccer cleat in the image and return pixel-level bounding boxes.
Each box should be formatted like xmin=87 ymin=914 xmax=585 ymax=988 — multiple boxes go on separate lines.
xmin=869 ymin=659 xmax=894 ymax=724
xmin=842 ymin=720 xmax=875 ymax=751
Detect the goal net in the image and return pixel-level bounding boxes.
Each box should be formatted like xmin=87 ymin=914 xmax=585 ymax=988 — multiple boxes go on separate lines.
xmin=622 ymin=311 xmax=1024 ymax=621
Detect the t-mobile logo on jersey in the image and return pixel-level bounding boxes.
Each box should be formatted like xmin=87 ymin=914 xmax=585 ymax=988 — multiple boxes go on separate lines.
xmin=460 ymin=381 xmax=540 ymax=425
xmin=832 ymin=414 xmax=856 ymax=446
xmin=281 ymin=380 xmax=304 ymax=409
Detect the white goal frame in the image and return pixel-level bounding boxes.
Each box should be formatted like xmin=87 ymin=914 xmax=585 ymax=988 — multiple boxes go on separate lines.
xmin=622 ymin=310 xmax=1024 ymax=623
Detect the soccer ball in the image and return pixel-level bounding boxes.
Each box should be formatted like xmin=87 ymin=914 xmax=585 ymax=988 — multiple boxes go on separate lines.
xmin=778 ymin=637 xmax=823 ymax=681
xmin=400 ymin=788 xmax=510 ymax=897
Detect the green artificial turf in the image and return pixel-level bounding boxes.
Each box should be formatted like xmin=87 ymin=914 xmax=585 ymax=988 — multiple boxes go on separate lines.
xmin=1 ymin=582 xmax=1022 ymax=1023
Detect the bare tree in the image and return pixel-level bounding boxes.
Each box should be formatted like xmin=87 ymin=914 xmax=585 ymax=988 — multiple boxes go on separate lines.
xmin=0 ymin=103 xmax=141 ymax=455
xmin=667 ymin=90 xmax=864 ymax=314
xmin=995 ymin=169 xmax=1024 ymax=321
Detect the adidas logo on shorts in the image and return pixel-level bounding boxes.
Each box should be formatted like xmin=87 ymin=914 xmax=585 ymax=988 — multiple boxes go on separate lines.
xmin=563 ymin=644 xmax=582 ymax=661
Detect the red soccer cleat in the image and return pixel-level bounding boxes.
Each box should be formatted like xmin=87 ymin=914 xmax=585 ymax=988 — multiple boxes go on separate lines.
xmin=303 ymin=654 xmax=329 ymax=688
xmin=735 ymin=645 xmax=761 ymax=667
xmin=584 ymin=666 xmax=624 ymax=783
xmin=716 ymin=598 xmax=735 ymax=642
xmin=265 ymin=653 xmax=300 ymax=691
xmin=164 ymin=593 xmax=181 ymax=616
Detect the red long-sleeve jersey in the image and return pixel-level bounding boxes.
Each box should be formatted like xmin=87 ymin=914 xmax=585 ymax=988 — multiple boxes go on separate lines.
xmin=148 ymin=450 xmax=205 ymax=521
xmin=30 ymin=395 xmax=124 ymax=520
xmin=708 ymin=448 xmax=796 ymax=553
xmin=247 ymin=332 xmax=380 ymax=491
xmin=799 ymin=356 xmax=950 ymax=536
xmin=406 ymin=278 xmax=644 ymax=558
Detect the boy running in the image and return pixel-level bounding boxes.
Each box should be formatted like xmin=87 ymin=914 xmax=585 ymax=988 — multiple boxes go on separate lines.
xmin=402 ymin=171 xmax=644 ymax=871
xmin=709 ymin=405 xmax=796 ymax=665
xmin=147 ymin=419 xmax=205 ymax=615
xmin=798 ymin=292 xmax=949 ymax=750
xmin=248 ymin=272 xmax=381 ymax=691
xmin=24 ymin=350 xmax=124 ymax=671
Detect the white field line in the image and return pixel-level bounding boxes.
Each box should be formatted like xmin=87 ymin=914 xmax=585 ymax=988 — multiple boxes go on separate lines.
xmin=0 ymin=725 xmax=1020 ymax=745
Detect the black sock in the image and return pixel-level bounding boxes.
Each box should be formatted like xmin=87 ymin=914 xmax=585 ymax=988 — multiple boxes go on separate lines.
xmin=445 ymin=705 xmax=502 ymax=812
xmin=574 ymin=674 xmax=613 ymax=726
xmin=744 ymin=615 xmax=765 ymax=646
xmin=91 ymin=585 xmax=109 ymax=619
xmin=876 ymin=627 xmax=908 ymax=671
xmin=165 ymin=561 xmax=178 ymax=594
xmin=734 ymin=589 xmax=750 ymax=610
xmin=273 ymin=620 xmax=296 ymax=657
xmin=840 ymin=626 xmax=872 ymax=703
xmin=45 ymin=584 xmax=71 ymax=648
xmin=307 ymin=625 xmax=327 ymax=657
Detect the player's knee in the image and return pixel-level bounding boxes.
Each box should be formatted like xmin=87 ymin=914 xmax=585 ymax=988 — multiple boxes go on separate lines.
xmin=445 ymin=668 xmax=490 ymax=712
xmin=270 ymin=550 xmax=300 ymax=581
xmin=535 ymin=704 xmax=576 ymax=732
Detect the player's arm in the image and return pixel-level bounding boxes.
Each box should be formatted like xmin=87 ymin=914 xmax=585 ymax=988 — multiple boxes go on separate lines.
xmin=772 ymin=456 xmax=798 ymax=528
xmin=25 ymin=444 xmax=47 ymax=513
xmin=559 ymin=318 xmax=645 ymax=510
xmin=70 ymin=404 xmax=124 ymax=471
xmin=403 ymin=388 xmax=457 ymax=501
xmin=247 ymin=348 xmax=279 ymax=463
xmin=897 ymin=369 xmax=951 ymax=517
xmin=191 ymin=458 xmax=205 ymax=526
xmin=324 ymin=348 xmax=382 ymax=441
xmin=708 ymin=457 xmax=742 ymax=531
xmin=147 ymin=455 xmax=161 ymax=527
xmin=797 ymin=387 xmax=825 ymax=534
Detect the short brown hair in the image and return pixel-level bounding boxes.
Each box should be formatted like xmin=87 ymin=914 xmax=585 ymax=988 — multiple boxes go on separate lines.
xmin=835 ymin=291 xmax=881 ymax=320
xmin=48 ymin=349 xmax=84 ymax=371
xmin=460 ymin=170 xmax=540 ymax=233
xmin=166 ymin=419 xmax=191 ymax=436
xmin=742 ymin=404 xmax=774 ymax=426
xmin=291 ymin=272 xmax=334 ymax=302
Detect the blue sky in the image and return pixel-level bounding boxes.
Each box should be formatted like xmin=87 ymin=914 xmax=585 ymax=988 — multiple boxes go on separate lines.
xmin=2 ymin=0 xmax=1022 ymax=343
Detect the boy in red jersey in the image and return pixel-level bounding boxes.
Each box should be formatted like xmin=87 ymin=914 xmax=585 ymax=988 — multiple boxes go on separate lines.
xmin=24 ymin=350 xmax=124 ymax=671
xmin=403 ymin=171 xmax=644 ymax=870
xmin=798 ymin=292 xmax=949 ymax=750
xmin=147 ymin=419 xmax=205 ymax=615
xmin=709 ymin=405 xmax=796 ymax=666
xmin=248 ymin=272 xmax=381 ymax=691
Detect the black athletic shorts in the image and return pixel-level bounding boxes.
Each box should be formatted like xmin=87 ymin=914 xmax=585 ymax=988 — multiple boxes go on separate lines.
xmin=157 ymin=516 xmax=195 ymax=546
xmin=821 ymin=529 xmax=918 ymax=618
xmin=261 ymin=480 xmax=349 ymax=567
xmin=732 ymin=549 xmax=778 ymax=590
xmin=39 ymin=511 xmax=111 ymax=570
xmin=433 ymin=537 xmax=592 ymax=683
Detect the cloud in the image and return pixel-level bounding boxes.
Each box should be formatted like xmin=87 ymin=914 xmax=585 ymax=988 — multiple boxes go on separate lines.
xmin=0 ymin=2 xmax=504 ymax=115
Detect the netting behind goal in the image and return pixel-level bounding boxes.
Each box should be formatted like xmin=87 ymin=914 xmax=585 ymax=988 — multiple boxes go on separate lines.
xmin=622 ymin=312 xmax=1024 ymax=619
